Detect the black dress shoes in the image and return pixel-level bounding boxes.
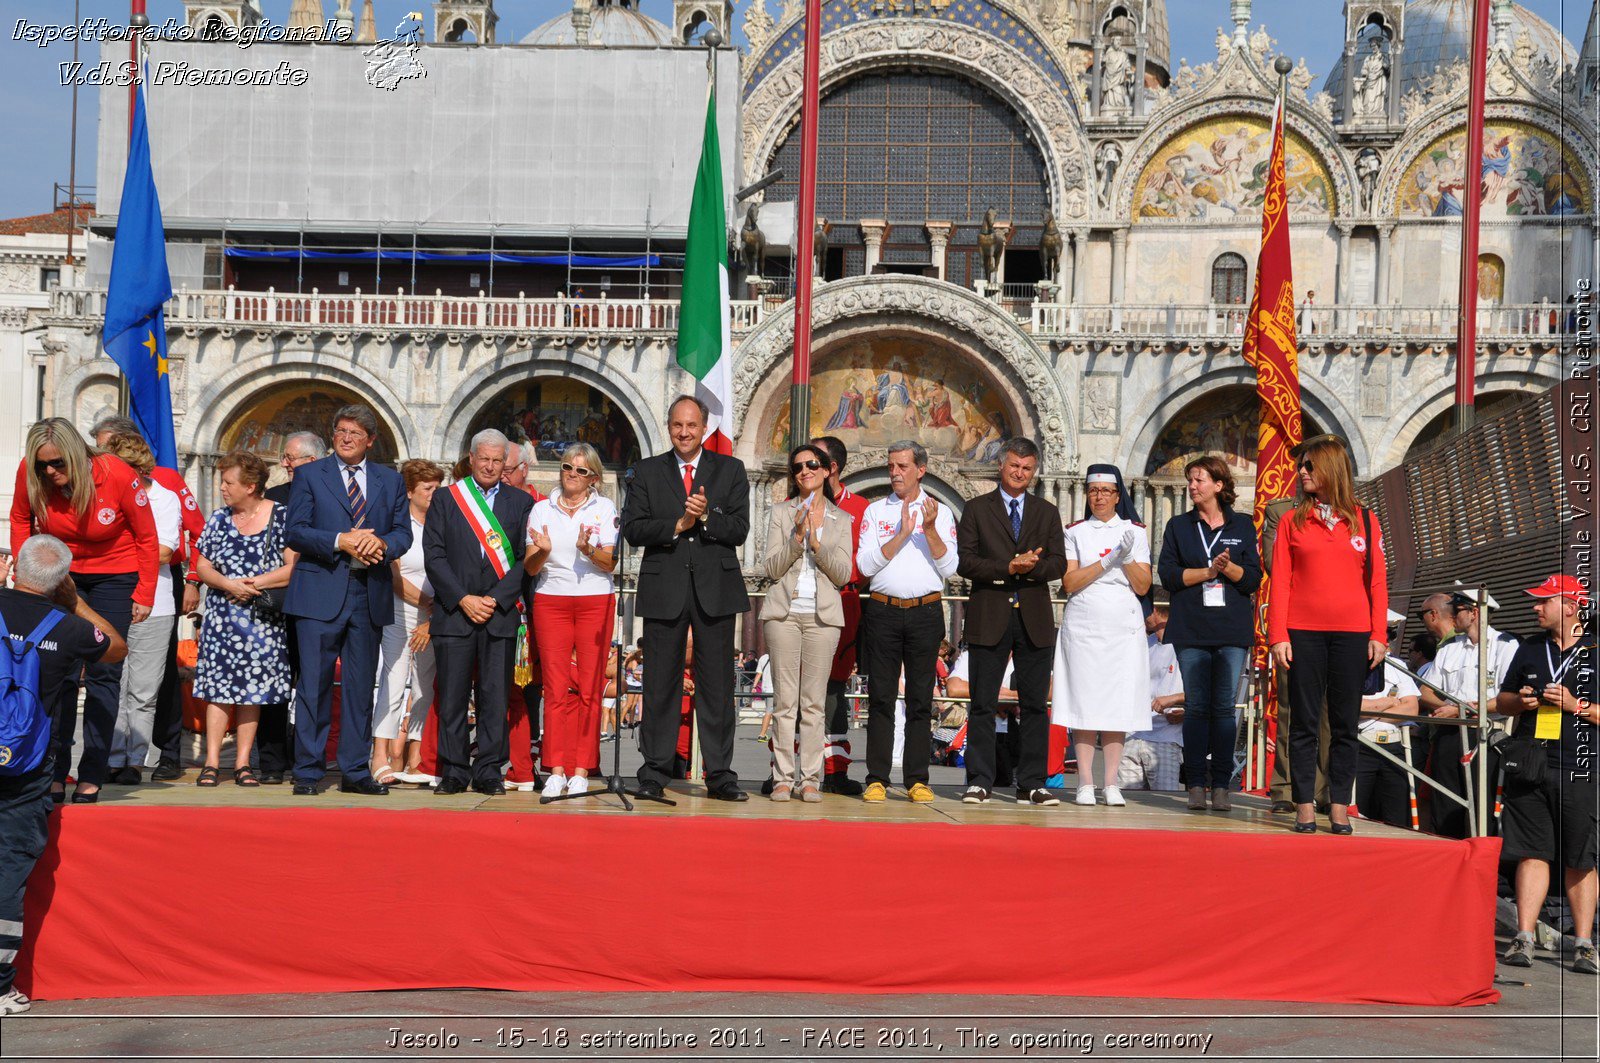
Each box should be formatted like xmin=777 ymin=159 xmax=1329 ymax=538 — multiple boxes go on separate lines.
xmin=707 ymin=782 xmax=749 ymax=802
xmin=339 ymin=778 xmax=390 ymax=796
xmin=150 ymin=758 xmax=183 ymax=782
xmin=70 ymin=790 xmax=99 ymax=804
xmin=472 ymin=780 xmax=506 ymax=796
xmin=292 ymin=782 xmax=319 ymax=796
xmin=636 ymin=780 xmax=665 ymax=799
xmin=435 ymin=779 xmax=468 ymax=795
xmin=259 ymin=771 xmax=285 ymax=785
xmin=821 ymin=774 xmax=864 ymax=796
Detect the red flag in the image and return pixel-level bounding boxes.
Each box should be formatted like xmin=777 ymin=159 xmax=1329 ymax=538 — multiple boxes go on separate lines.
xmin=1242 ymin=93 xmax=1302 ymax=792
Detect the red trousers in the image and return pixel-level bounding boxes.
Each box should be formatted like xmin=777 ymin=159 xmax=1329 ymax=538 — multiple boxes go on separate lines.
xmin=507 ymin=624 xmax=541 ymax=785
xmin=534 ymin=593 xmax=614 ymax=774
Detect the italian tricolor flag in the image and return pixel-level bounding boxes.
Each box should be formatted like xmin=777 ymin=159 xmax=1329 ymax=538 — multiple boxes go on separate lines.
xmin=677 ymin=85 xmax=734 ymax=455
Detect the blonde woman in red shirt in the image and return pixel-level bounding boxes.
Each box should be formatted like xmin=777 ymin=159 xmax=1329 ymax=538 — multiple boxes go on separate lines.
xmin=10 ymin=417 xmax=159 ymax=803
xmin=1267 ymin=437 xmax=1388 ymax=835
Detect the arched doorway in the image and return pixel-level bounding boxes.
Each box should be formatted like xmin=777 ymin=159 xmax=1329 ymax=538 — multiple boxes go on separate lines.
xmin=221 ymin=380 xmax=401 ymax=466
xmin=464 ymin=377 xmax=643 ymax=495
xmin=1142 ymin=385 xmax=1327 ymax=545
xmin=1403 ymin=390 xmax=1533 ymax=461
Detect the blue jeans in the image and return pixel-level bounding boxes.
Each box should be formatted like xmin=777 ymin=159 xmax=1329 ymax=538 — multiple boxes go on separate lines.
xmin=1175 ymin=645 xmax=1249 ymax=789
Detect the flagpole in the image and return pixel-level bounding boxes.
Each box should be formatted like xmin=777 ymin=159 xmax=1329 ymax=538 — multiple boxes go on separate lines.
xmin=787 ymin=0 xmax=823 ymax=449
xmin=119 ymin=1 xmax=149 ymax=419
xmin=1452 ymin=0 xmax=1492 ymax=436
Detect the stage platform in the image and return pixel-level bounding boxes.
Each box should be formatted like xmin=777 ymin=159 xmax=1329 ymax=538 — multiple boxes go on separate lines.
xmin=19 ymin=764 xmax=1502 ymax=1010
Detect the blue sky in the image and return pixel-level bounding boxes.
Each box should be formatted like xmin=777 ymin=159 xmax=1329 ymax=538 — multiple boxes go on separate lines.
xmin=0 ymin=0 xmax=1583 ymax=217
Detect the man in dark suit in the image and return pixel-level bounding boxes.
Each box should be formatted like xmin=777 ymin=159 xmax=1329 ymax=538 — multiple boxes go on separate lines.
xmin=955 ymin=437 xmax=1067 ymax=805
xmin=622 ymin=395 xmax=751 ymax=801
xmin=422 ymin=429 xmax=536 ymax=795
xmin=256 ymin=432 xmax=325 ymax=784
xmin=284 ymin=407 xmax=410 ymax=796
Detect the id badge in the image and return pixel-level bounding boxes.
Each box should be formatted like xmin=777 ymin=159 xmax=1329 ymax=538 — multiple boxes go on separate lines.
xmin=1535 ymin=705 xmax=1563 ymax=740
xmin=1202 ymin=580 xmax=1225 ymax=607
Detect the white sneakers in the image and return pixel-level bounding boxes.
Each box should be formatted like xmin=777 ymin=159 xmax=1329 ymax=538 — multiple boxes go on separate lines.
xmin=1103 ymin=785 xmax=1127 ymax=807
xmin=0 ymin=988 xmax=29 ymax=1015
xmin=566 ymin=776 xmax=590 ymax=796
xmin=540 ymin=774 xmax=567 ymax=798
xmin=1075 ymin=785 xmax=1097 ymax=806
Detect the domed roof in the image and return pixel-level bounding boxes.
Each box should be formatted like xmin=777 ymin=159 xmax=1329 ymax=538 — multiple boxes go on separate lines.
xmin=523 ymin=0 xmax=673 ymax=46
xmin=1323 ymin=0 xmax=1577 ymax=102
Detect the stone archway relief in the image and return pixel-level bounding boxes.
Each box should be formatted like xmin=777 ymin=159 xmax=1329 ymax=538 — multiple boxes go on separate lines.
xmin=733 ymin=276 xmax=1073 ymax=473
xmin=742 ymin=19 xmax=1092 ymax=219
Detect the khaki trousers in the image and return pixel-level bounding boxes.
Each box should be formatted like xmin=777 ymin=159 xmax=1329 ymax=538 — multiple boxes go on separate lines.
xmin=763 ymin=613 xmax=841 ymax=786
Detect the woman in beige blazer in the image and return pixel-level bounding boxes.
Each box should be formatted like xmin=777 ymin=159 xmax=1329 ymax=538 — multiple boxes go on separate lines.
xmin=760 ymin=444 xmax=854 ymax=802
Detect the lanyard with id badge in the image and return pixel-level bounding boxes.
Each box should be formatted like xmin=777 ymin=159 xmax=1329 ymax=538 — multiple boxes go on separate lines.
xmin=1535 ymin=642 xmax=1579 ymax=740
xmin=1198 ymin=521 xmax=1226 ymax=607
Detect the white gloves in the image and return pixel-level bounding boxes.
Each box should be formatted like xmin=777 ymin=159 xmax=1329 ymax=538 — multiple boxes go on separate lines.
xmin=1101 ymin=528 xmax=1139 ymax=570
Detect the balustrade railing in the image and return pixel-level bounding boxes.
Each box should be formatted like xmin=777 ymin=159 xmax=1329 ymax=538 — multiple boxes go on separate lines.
xmin=49 ymin=286 xmax=1569 ymax=342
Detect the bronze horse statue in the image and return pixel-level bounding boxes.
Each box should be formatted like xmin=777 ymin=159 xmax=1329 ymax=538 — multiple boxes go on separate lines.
xmin=1039 ymin=211 xmax=1062 ymax=281
xmin=739 ymin=204 xmax=767 ymax=278
xmin=977 ymin=208 xmax=1006 ymax=282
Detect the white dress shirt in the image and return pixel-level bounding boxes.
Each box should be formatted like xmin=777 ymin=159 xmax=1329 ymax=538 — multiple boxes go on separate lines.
xmin=1432 ymin=626 xmax=1520 ymax=709
xmin=1130 ymin=634 xmax=1185 ymax=744
xmin=340 ymin=459 xmax=368 ymax=500
xmin=856 ymin=490 xmax=960 ymax=598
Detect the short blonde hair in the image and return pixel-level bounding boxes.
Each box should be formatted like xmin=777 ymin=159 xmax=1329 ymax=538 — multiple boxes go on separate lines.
xmin=560 ymin=442 xmax=603 ymax=477
xmin=103 ymin=432 xmax=156 ymax=477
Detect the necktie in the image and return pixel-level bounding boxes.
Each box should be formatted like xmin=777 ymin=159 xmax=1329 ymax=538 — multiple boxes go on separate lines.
xmin=682 ymin=463 xmax=695 ymax=495
xmin=345 ymin=466 xmax=367 ymax=528
xmin=1009 ymin=498 xmax=1022 ymax=541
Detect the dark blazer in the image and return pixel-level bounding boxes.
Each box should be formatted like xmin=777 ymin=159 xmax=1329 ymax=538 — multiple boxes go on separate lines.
xmin=956 ymin=488 xmax=1068 ymax=649
xmin=622 ymin=449 xmax=751 ymax=620
xmin=284 ymin=456 xmax=410 ymax=625
xmin=422 ymin=480 xmax=535 ymax=638
xmin=1157 ymin=507 xmax=1263 ymax=648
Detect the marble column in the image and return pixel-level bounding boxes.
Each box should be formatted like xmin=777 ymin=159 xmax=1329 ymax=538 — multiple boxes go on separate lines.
xmin=1375 ymin=224 xmax=1395 ymax=306
xmin=1335 ymin=223 xmax=1354 ymax=331
xmin=925 ymin=221 xmax=954 ymax=281
xmin=860 ymin=219 xmax=888 ymax=274
xmin=1070 ymin=228 xmax=1089 ymax=306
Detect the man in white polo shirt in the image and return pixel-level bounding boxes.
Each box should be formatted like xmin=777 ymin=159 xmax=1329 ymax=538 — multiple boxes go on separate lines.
xmin=856 ymin=441 xmax=959 ymax=803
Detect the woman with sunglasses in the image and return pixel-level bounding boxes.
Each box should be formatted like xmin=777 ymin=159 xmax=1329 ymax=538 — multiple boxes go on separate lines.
xmin=1052 ymin=464 xmax=1151 ymax=808
xmin=759 ymin=444 xmax=853 ymax=802
xmin=9 ymin=417 xmax=159 ymax=803
xmin=1267 ymin=437 xmax=1389 ymax=835
xmin=523 ymin=443 xmax=617 ymax=798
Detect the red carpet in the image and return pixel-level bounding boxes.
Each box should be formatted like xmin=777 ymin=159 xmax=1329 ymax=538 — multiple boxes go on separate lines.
xmin=19 ymin=808 xmax=1500 ymax=1006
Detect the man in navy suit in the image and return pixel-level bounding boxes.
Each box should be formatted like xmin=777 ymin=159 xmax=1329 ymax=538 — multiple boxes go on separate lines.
xmin=422 ymin=429 xmax=536 ymax=795
xmin=284 ymin=405 xmax=411 ymax=796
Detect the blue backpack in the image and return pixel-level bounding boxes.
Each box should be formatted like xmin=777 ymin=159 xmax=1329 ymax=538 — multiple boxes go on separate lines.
xmin=0 ymin=609 xmax=65 ymax=775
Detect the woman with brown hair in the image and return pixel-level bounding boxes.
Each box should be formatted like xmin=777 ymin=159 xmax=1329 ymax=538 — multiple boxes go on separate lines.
xmin=9 ymin=417 xmax=158 ymax=803
xmin=1156 ymin=454 xmax=1261 ymax=811
xmin=192 ymin=451 xmax=297 ymax=787
xmin=1267 ymin=437 xmax=1388 ymax=835
xmin=373 ymin=459 xmax=445 ymax=785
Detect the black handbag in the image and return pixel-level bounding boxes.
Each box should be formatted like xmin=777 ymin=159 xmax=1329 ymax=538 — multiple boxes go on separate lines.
xmin=1499 ymin=733 xmax=1549 ymax=786
xmin=251 ymin=586 xmax=284 ymax=616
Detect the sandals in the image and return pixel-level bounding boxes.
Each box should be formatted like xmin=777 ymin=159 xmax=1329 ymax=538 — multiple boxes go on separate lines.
xmin=196 ymin=765 xmax=221 ymax=788
xmin=373 ymin=765 xmax=399 ymax=786
xmin=233 ymin=766 xmax=260 ymax=787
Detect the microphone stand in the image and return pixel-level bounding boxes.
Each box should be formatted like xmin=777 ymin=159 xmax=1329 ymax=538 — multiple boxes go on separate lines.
xmin=542 ymin=465 xmax=675 ymax=808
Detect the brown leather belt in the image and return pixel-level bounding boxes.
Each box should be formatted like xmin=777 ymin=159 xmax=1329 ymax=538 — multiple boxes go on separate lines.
xmin=868 ymin=591 xmax=942 ymax=609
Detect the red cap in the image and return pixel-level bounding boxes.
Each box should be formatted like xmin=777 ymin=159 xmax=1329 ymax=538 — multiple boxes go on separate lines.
xmin=1525 ymin=574 xmax=1591 ymax=606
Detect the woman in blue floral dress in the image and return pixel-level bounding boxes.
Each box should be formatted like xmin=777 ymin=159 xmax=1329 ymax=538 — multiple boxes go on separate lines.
xmin=193 ymin=452 xmax=297 ymax=787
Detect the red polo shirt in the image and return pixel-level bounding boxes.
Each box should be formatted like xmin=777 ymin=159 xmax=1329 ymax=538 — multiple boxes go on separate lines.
xmin=1267 ymin=505 xmax=1387 ymax=645
xmin=11 ymin=454 xmax=161 ymax=607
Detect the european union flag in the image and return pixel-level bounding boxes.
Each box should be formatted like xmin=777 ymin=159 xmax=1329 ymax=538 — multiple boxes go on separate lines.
xmin=101 ymin=77 xmax=177 ymax=470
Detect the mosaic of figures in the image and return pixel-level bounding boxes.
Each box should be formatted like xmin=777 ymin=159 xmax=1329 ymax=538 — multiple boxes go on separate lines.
xmin=223 ymin=384 xmax=398 ymax=463
xmin=1398 ymin=120 xmax=1588 ymax=218
xmin=1145 ymin=386 xmax=1324 ymax=478
xmin=1132 ymin=115 xmax=1334 ymax=221
xmin=467 ymin=380 xmax=641 ymax=468
xmin=764 ymin=336 xmax=1016 ymax=464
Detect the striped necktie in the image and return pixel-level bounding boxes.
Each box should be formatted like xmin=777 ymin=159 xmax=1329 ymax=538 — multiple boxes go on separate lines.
xmin=345 ymin=465 xmax=367 ymax=529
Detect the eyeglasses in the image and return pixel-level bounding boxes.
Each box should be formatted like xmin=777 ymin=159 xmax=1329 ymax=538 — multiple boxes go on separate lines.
xmin=1085 ymin=486 xmax=1118 ymax=496
xmin=33 ymin=458 xmax=66 ymax=475
xmin=791 ymin=459 xmax=824 ymax=473
xmin=560 ymin=462 xmax=596 ymax=477
xmin=1299 ymin=460 xmax=1315 ymax=473
xmin=331 ymin=428 xmax=368 ymax=440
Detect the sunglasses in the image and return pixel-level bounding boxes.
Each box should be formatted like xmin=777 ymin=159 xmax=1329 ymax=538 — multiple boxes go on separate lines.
xmin=1299 ymin=460 xmax=1315 ymax=473
xmin=791 ymin=459 xmax=824 ymax=473
xmin=34 ymin=458 xmax=66 ymax=475
xmin=560 ymin=462 xmax=596 ymax=477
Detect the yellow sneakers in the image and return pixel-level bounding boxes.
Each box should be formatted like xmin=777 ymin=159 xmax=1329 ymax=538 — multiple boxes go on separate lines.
xmin=907 ymin=782 xmax=936 ymax=803
xmin=862 ymin=781 xmax=888 ymax=803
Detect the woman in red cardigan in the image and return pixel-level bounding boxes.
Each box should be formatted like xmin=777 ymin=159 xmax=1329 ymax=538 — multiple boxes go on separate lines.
xmin=10 ymin=418 xmax=159 ymax=803
xmin=1267 ymin=437 xmax=1388 ymax=836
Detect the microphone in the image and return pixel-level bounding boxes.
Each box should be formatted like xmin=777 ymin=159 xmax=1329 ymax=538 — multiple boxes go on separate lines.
xmin=623 ymin=466 xmax=636 ymax=484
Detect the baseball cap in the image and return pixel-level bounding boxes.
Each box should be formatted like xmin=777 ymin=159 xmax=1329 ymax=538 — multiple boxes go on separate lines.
xmin=1525 ymin=574 xmax=1591 ymax=606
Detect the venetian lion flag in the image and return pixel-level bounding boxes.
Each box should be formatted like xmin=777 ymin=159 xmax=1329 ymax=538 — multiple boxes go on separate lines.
xmin=1241 ymin=90 xmax=1302 ymax=790
xmin=676 ymin=85 xmax=734 ymax=454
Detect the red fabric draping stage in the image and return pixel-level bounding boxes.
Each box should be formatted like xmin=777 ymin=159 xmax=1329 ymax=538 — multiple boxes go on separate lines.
xmin=19 ymin=808 xmax=1501 ymax=1006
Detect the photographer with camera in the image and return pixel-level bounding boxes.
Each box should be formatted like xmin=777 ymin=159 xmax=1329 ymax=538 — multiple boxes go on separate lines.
xmin=1495 ymin=575 xmax=1597 ymax=975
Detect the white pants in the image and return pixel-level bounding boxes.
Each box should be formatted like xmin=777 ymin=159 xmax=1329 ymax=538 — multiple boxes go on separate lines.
xmin=111 ymin=614 xmax=175 ymax=770
xmin=373 ymin=619 xmax=436 ymax=741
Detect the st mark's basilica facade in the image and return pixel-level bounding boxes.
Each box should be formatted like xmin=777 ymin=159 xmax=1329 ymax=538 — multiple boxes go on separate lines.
xmin=6 ymin=0 xmax=1593 ymax=562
